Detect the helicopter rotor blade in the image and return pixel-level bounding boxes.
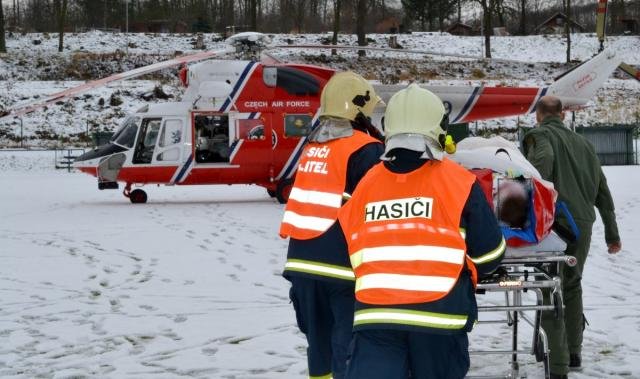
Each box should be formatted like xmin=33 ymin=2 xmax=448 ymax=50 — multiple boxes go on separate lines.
xmin=592 ymin=0 xmax=639 ymax=83
xmin=271 ymin=43 xmax=528 ymax=64
xmin=260 ymin=51 xmax=283 ymax=64
xmin=619 ymin=62 xmax=640 ymax=81
xmin=596 ymin=0 xmax=608 ymax=51
xmin=1 ymin=46 xmax=235 ymax=120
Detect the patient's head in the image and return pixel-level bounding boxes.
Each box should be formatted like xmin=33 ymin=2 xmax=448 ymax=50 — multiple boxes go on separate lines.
xmin=497 ymin=180 xmax=529 ymax=229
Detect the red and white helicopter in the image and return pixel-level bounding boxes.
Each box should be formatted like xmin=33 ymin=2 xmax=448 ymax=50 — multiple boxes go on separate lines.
xmin=0 ymin=32 xmax=624 ymax=203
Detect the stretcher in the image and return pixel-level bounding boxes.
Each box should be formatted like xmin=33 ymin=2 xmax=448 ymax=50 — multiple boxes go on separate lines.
xmin=467 ymin=232 xmax=577 ymax=379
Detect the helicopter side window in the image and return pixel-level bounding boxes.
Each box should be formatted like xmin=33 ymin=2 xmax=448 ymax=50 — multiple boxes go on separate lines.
xmin=159 ymin=120 xmax=183 ymax=148
xmin=133 ymin=118 xmax=162 ymax=164
xmin=156 ymin=119 xmax=184 ymax=162
xmin=284 ymin=114 xmax=313 ymax=138
xmin=194 ymin=115 xmax=230 ymax=163
xmin=113 ymin=117 xmax=140 ymax=148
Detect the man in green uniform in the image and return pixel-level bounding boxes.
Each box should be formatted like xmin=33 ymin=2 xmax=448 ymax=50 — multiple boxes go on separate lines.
xmin=522 ymin=95 xmax=622 ymax=379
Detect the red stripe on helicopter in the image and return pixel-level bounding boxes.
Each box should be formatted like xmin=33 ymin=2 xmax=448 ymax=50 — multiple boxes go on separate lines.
xmin=117 ymin=166 xmax=178 ymax=184
xmin=77 ymin=167 xmax=97 ymax=176
xmin=460 ymin=87 xmax=539 ymax=122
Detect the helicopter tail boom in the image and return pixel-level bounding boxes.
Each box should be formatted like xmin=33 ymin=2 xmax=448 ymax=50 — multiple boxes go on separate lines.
xmin=548 ymin=49 xmax=622 ymax=109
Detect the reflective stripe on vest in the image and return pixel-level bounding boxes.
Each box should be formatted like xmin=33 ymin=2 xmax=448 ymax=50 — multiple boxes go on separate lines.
xmin=288 ymin=187 xmax=343 ymax=208
xmin=309 ymin=374 xmax=333 ymax=379
xmin=350 ymin=245 xmax=466 ymax=269
xmin=284 ymin=259 xmax=355 ymax=281
xmin=280 ymin=131 xmax=379 ymax=240
xmin=353 ymin=308 xmax=468 ymax=330
xmin=282 ymin=211 xmax=335 ymax=232
xmin=338 ymin=158 xmax=477 ymax=306
xmin=356 ymin=273 xmax=457 ymax=293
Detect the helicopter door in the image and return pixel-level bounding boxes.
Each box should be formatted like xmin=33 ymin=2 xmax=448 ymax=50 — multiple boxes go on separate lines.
xmin=133 ymin=118 xmax=162 ymax=164
xmin=194 ymin=114 xmax=234 ymax=164
xmin=151 ymin=119 xmax=185 ymax=164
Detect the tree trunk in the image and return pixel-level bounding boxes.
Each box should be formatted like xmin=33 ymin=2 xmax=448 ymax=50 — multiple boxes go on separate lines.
xmin=519 ymin=0 xmax=526 ymax=35
xmin=565 ymin=0 xmax=571 ymax=63
xmin=295 ymin=0 xmax=305 ymax=33
xmin=12 ymin=0 xmax=17 ymax=29
xmin=0 ymin=3 xmax=6 ymax=53
xmin=249 ymin=0 xmax=257 ymax=30
xmin=356 ymin=0 xmax=366 ymax=56
xmin=495 ymin=0 xmax=505 ymax=27
xmin=332 ymin=0 xmax=340 ymax=55
xmin=481 ymin=0 xmax=492 ymax=58
xmin=55 ymin=0 xmax=68 ymax=52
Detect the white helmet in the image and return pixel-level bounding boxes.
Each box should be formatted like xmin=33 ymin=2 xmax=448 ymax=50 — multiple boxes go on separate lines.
xmin=319 ymin=71 xmax=382 ymax=121
xmin=383 ymin=84 xmax=447 ymax=160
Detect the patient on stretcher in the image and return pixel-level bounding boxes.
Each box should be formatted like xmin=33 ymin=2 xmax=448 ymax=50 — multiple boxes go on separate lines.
xmin=496 ymin=179 xmax=530 ymax=230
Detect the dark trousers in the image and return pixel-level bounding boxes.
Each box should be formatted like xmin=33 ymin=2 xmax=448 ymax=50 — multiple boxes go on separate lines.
xmin=542 ymin=220 xmax=593 ymax=375
xmin=345 ymin=329 xmax=470 ymax=379
xmin=288 ymin=276 xmax=355 ymax=379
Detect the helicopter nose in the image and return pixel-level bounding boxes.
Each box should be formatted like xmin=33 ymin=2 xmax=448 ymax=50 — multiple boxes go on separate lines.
xmin=75 ymin=143 xmax=127 ymax=162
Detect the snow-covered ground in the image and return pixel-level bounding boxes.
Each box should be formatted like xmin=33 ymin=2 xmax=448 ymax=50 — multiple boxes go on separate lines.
xmin=0 ymin=151 xmax=638 ymax=378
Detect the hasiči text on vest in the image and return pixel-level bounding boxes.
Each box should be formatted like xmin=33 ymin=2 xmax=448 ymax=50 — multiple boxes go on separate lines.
xmin=365 ymin=197 xmax=434 ymax=222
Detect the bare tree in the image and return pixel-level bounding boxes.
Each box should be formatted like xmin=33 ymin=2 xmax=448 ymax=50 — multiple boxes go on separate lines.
xmin=356 ymin=0 xmax=367 ymax=56
xmin=0 ymin=3 xmax=6 ymax=53
xmin=332 ymin=0 xmax=341 ymax=55
xmin=54 ymin=0 xmax=68 ymax=52
xmin=564 ymin=0 xmax=571 ymax=63
xmin=477 ymin=0 xmax=493 ymax=58
xmin=248 ymin=0 xmax=259 ymax=30
xmin=519 ymin=0 xmax=526 ymax=35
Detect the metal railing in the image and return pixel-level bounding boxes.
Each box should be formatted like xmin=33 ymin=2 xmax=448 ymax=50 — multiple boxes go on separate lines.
xmin=54 ymin=148 xmax=87 ymax=172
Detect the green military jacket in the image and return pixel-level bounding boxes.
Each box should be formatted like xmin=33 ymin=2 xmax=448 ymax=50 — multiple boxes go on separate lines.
xmin=522 ymin=116 xmax=620 ymax=244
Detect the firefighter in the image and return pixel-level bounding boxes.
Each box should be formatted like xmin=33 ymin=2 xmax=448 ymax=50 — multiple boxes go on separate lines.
xmin=338 ymin=84 xmax=506 ymax=379
xmin=279 ymin=71 xmax=384 ymax=379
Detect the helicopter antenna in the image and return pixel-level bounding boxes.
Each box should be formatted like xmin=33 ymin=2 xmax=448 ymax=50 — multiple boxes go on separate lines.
xmin=192 ymin=95 xmax=202 ymax=110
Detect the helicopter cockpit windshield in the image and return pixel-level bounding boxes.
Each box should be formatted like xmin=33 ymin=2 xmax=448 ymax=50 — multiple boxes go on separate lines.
xmin=112 ymin=116 xmax=141 ymax=149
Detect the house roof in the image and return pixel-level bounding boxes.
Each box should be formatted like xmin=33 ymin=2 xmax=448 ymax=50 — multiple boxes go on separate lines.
xmin=447 ymin=22 xmax=473 ymax=32
xmin=535 ymin=12 xmax=586 ymax=32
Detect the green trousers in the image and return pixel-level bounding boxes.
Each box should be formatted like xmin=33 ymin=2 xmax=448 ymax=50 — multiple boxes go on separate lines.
xmin=542 ymin=220 xmax=593 ymax=375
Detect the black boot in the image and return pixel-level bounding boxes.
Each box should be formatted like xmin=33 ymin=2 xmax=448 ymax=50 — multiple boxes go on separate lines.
xmin=550 ymin=374 xmax=568 ymax=379
xmin=569 ymin=353 xmax=582 ymax=370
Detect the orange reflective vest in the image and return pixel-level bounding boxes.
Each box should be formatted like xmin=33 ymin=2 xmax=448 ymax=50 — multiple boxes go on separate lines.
xmin=338 ymin=158 xmax=478 ymax=305
xmin=280 ymin=130 xmax=379 ymax=240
